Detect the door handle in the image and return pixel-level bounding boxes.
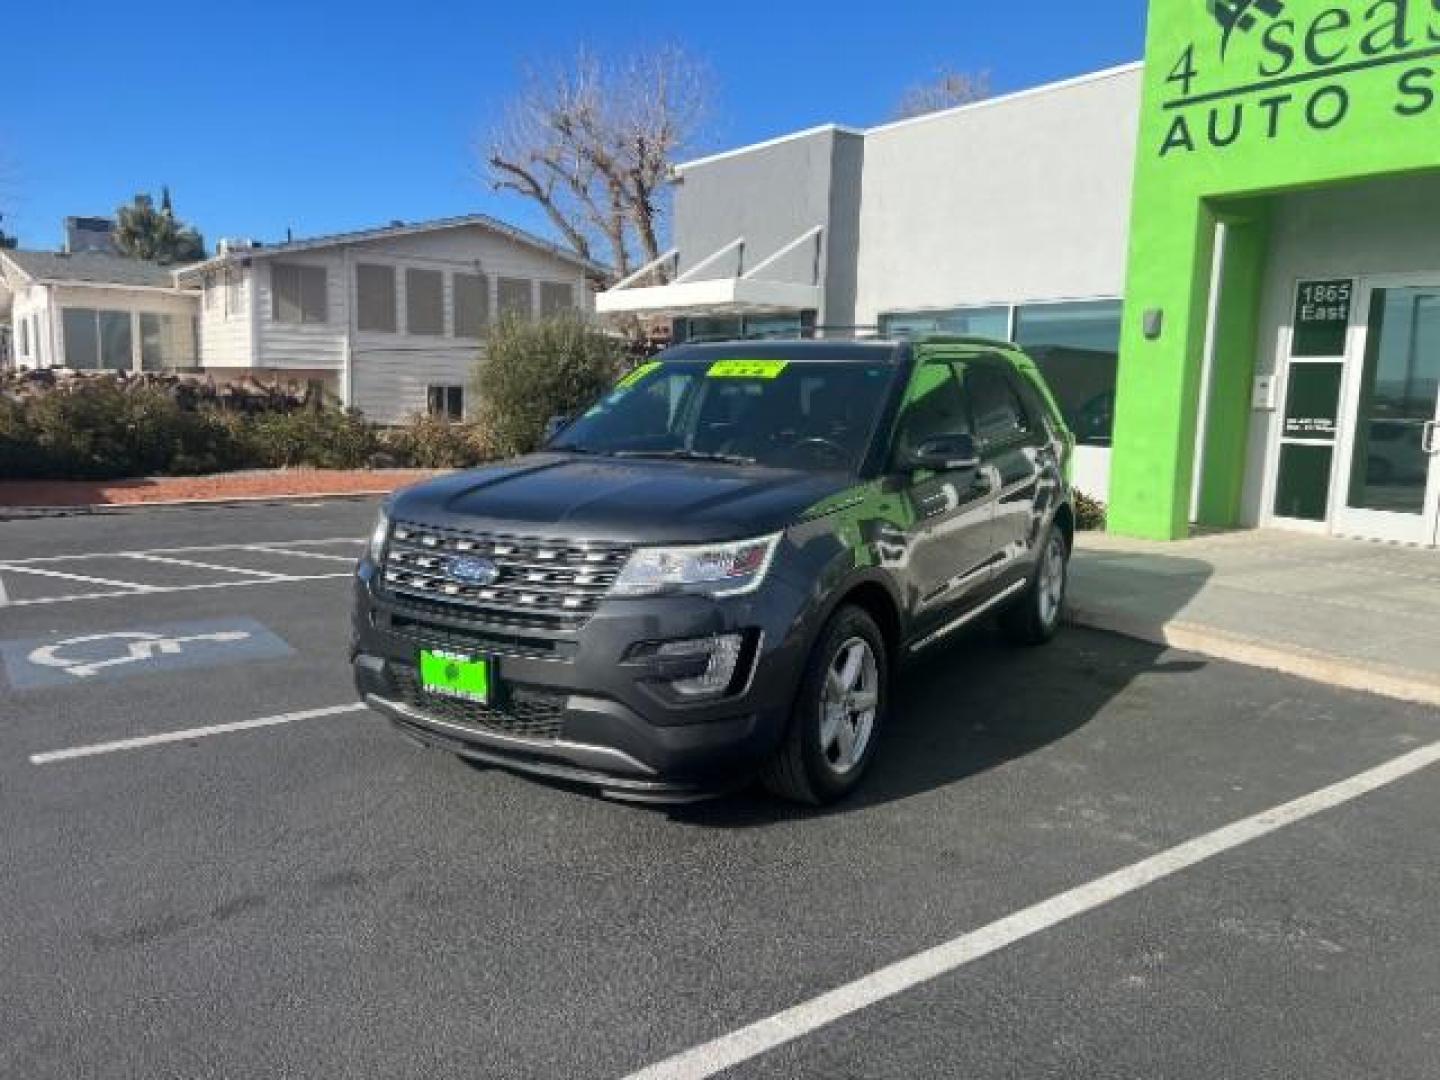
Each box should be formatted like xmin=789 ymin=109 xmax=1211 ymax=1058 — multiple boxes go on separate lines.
xmin=1425 ymin=421 xmax=1439 ymax=455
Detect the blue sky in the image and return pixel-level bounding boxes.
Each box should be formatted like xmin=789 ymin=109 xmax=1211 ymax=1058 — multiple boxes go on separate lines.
xmin=6 ymin=0 xmax=1146 ymax=251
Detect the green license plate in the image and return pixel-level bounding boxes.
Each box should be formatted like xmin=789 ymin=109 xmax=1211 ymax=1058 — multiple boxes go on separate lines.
xmin=418 ymin=650 xmax=491 ymax=703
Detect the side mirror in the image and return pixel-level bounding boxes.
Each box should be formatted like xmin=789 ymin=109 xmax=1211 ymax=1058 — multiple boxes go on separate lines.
xmin=542 ymin=414 xmax=574 ymax=443
xmin=901 ymin=432 xmax=980 ymax=473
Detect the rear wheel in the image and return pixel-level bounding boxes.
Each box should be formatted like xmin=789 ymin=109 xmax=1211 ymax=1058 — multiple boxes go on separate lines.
xmin=762 ymin=605 xmax=888 ymax=806
xmin=998 ymin=526 xmax=1068 ymax=646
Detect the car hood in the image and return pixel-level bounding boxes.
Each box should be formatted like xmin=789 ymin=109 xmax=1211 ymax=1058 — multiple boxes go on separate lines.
xmin=388 ymin=453 xmax=857 ymax=544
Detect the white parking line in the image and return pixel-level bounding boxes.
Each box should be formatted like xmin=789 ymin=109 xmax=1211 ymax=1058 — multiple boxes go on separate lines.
xmin=1 ymin=572 xmax=352 ymax=609
xmin=0 ymin=536 xmax=364 ymax=566
xmin=243 ymin=545 xmax=357 ymax=564
xmin=29 ymin=703 xmax=370 ymax=764
xmin=0 ymin=564 xmax=154 ymax=592
xmin=621 ymin=738 xmax=1440 ymax=1080
xmin=123 ymin=552 xmax=291 ymax=580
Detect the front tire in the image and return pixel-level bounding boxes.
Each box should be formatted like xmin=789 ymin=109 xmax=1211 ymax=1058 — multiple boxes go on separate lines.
xmin=762 ymin=605 xmax=888 ymax=806
xmin=998 ymin=526 xmax=1069 ymax=646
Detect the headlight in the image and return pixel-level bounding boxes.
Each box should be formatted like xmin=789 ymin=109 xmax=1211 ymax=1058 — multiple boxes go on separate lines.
xmin=366 ymin=506 xmax=391 ymax=564
xmin=611 ymin=534 xmax=781 ymax=598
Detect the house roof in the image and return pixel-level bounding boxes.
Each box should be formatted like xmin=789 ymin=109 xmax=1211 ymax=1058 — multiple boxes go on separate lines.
xmin=175 ymin=213 xmax=607 ymax=278
xmin=0 ymin=249 xmax=190 ymax=289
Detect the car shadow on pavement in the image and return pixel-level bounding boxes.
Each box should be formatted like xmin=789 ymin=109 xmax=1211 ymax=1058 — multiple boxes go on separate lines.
xmin=671 ymin=555 xmax=1214 ymax=828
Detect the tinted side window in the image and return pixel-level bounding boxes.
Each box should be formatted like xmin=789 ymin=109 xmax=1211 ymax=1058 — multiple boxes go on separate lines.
xmin=1009 ymin=369 xmax=1059 ymax=438
xmin=966 ymin=365 xmax=1030 ymax=445
xmin=894 ymin=362 xmax=971 ymax=459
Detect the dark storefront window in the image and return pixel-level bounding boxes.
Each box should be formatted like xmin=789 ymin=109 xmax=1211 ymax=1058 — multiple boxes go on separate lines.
xmin=879 ymin=306 xmax=1009 ymax=340
xmin=1274 ymin=443 xmax=1334 ymax=521
xmin=673 ymin=311 xmax=815 ymax=343
xmin=1013 ymin=300 xmax=1122 ymax=447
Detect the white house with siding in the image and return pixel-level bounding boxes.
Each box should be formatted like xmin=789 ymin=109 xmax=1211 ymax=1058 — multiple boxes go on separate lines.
xmin=0 ymin=249 xmax=200 ymax=372
xmin=175 ymin=214 xmax=602 ymax=422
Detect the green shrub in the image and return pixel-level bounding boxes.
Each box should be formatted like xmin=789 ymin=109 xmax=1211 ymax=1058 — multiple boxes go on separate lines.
xmin=380 ymin=414 xmax=487 ymax=470
xmin=12 ymin=380 xmax=240 ymax=479
xmin=1075 ymin=490 xmax=1107 ymax=532
xmin=473 ymin=313 xmax=626 ymax=458
xmin=0 ymin=397 xmax=47 ymax=477
xmin=0 ymin=375 xmax=393 ymax=479
xmin=240 ymin=408 xmax=380 ymax=469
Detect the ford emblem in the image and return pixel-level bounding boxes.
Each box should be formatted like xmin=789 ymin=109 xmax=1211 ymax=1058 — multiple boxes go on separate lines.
xmin=447 ymin=555 xmax=500 ymax=587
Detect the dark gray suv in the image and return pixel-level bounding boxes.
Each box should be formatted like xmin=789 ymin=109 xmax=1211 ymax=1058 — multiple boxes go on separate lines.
xmin=352 ymin=337 xmax=1074 ymax=804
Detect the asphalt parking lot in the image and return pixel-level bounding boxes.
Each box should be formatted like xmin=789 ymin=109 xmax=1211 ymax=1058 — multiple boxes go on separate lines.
xmin=2 ymin=498 xmax=1438 ymax=1079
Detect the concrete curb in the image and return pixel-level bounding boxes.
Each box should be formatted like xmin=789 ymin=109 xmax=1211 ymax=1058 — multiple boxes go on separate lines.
xmin=1065 ymin=602 xmax=1440 ymax=709
xmin=0 ymin=490 xmax=396 ymax=519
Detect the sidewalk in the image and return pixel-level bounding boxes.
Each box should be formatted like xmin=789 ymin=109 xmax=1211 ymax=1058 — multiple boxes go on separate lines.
xmin=1068 ymin=529 xmax=1440 ymax=707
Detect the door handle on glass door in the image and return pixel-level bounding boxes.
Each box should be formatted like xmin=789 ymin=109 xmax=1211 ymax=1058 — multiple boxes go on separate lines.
xmin=1425 ymin=421 xmax=1439 ymax=455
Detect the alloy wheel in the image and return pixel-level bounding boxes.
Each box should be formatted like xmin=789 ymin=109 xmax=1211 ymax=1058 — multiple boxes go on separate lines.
xmin=819 ymin=637 xmax=879 ymax=775
xmin=1038 ymin=532 xmax=1067 ymax=628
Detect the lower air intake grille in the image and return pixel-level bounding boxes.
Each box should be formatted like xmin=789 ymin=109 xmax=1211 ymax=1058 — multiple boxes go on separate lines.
xmin=390 ymin=668 xmax=566 ymax=742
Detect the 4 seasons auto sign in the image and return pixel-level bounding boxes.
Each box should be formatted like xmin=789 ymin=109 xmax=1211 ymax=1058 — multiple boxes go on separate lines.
xmin=1160 ymin=0 xmax=1440 ymax=155
xmin=1109 ymin=0 xmax=1440 ymax=541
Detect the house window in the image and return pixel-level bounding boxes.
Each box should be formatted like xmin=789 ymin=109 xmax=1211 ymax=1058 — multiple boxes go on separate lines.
xmin=427 ymin=385 xmax=464 ymax=420
xmin=406 ymin=268 xmax=445 ymax=335
xmin=18 ymin=317 xmax=28 ymax=358
xmin=62 ymin=308 xmax=132 ymax=370
xmin=203 ymin=274 xmax=215 ymax=311
xmin=271 ymin=263 xmax=328 ymax=324
xmin=1013 ymin=300 xmax=1122 ymax=447
xmin=140 ymin=313 xmax=196 ymax=371
xmin=497 ymin=277 xmax=533 ymax=320
xmin=356 ymin=264 xmax=397 ymax=332
xmin=540 ymin=281 xmax=575 ymax=317
xmin=453 ymin=272 xmax=489 ymax=337
xmin=226 ymin=268 xmax=244 ymax=319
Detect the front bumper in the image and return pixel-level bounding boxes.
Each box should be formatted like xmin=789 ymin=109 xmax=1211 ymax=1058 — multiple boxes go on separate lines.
xmin=351 ymin=560 xmax=810 ymax=799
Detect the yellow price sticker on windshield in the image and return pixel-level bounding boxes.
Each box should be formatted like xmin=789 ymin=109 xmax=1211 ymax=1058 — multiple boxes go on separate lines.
xmin=707 ymin=360 xmax=789 ymax=380
xmin=615 ymin=361 xmax=662 ymax=390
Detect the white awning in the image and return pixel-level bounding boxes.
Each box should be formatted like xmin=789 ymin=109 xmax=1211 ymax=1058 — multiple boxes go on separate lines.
xmin=596 ymin=228 xmax=823 ymax=319
xmin=596 ymin=277 xmax=822 ymax=318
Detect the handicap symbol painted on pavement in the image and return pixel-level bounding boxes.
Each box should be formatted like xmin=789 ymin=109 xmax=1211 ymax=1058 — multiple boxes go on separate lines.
xmin=0 ymin=618 xmax=294 ymax=690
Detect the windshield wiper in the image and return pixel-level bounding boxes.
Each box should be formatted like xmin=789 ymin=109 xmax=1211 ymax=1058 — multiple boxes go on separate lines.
xmin=612 ymin=449 xmax=758 ymax=466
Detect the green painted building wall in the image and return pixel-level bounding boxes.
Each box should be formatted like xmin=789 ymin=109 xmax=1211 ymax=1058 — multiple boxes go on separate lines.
xmin=1110 ymin=0 xmax=1440 ymax=538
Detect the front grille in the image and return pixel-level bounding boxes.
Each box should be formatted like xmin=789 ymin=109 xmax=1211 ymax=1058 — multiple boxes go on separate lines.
xmin=381 ymin=521 xmax=633 ymax=630
xmin=390 ymin=668 xmax=566 ymax=741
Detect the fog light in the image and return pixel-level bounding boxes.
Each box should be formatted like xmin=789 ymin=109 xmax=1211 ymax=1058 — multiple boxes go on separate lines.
xmin=658 ymin=633 xmax=745 ymax=698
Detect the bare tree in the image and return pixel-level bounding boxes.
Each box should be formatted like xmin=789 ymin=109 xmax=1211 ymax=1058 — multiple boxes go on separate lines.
xmin=484 ymin=45 xmax=713 ymax=282
xmin=893 ymin=69 xmax=991 ymax=121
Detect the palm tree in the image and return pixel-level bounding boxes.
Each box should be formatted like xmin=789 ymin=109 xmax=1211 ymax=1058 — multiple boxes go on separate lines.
xmin=113 ymin=188 xmax=205 ymax=264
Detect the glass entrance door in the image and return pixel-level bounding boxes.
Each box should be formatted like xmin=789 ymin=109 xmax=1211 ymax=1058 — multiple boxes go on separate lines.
xmin=1334 ymin=278 xmax=1440 ymax=546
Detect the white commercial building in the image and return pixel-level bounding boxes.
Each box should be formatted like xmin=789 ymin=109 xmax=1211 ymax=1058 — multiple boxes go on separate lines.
xmin=600 ymin=64 xmax=1143 ymax=499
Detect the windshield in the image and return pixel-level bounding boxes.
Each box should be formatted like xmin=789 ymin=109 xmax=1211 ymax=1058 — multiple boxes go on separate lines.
xmin=551 ymin=357 xmax=898 ymax=473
